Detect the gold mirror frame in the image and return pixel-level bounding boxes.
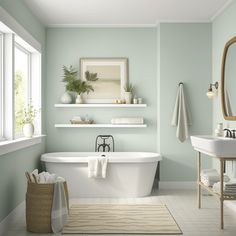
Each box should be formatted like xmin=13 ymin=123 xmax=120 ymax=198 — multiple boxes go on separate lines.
xmin=221 ymin=36 xmax=236 ymax=120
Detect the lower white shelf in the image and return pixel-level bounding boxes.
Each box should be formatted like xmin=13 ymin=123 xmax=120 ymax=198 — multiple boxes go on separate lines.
xmin=55 ymin=124 xmax=147 ymax=128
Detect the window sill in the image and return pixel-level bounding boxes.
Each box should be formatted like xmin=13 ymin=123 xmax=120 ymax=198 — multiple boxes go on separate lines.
xmin=0 ymin=135 xmax=46 ymax=156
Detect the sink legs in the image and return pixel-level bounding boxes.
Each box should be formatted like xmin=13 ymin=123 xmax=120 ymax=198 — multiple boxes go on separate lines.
xmin=197 ymin=152 xmax=201 ymax=209
xmin=220 ymin=159 xmax=224 ymax=229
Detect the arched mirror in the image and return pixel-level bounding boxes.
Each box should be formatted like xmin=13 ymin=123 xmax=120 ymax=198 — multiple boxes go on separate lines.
xmin=221 ymin=36 xmax=236 ymax=120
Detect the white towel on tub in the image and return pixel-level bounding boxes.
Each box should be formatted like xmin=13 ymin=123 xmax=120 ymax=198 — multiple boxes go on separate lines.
xmin=88 ymin=156 xmax=108 ymax=178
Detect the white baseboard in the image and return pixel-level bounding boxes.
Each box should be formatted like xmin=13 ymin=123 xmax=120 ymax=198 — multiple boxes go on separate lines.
xmin=0 ymin=201 xmax=25 ymax=235
xmin=159 ymin=181 xmax=196 ymax=189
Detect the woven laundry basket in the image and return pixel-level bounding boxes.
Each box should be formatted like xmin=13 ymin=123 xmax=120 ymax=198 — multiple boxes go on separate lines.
xmin=26 ymin=182 xmax=69 ymax=233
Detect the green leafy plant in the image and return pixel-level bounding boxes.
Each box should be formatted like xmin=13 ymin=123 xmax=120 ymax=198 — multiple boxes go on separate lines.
xmin=68 ymin=80 xmax=94 ymax=95
xmin=124 ymin=83 xmax=134 ymax=93
xmin=85 ymin=71 xmax=99 ymax=82
xmin=20 ymin=101 xmax=38 ymax=125
xmin=62 ymin=65 xmax=94 ymax=95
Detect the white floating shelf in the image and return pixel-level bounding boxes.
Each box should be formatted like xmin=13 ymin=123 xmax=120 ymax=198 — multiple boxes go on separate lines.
xmin=55 ymin=124 xmax=147 ymax=128
xmin=54 ymin=104 xmax=147 ymax=108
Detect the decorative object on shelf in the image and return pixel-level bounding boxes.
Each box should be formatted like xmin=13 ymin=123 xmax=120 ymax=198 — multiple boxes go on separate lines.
xmin=75 ymin=94 xmax=83 ymax=104
xmin=70 ymin=116 xmax=94 ymax=124
xmin=21 ymin=101 xmax=38 ymax=138
xmin=111 ymin=117 xmax=144 ymax=125
xmin=80 ymin=58 xmax=128 ymax=103
xmin=206 ymin=82 xmax=218 ymax=99
xmin=62 ymin=65 xmax=94 ymax=104
xmin=215 ymin=123 xmax=224 ymax=137
xmin=54 ymin=103 xmax=147 ymax=108
xmin=138 ymin=98 xmax=143 ymax=104
xmin=60 ymin=92 xmax=72 ymax=104
xmin=124 ymin=83 xmax=134 ymax=104
xmin=133 ymin=97 xmax=138 ymax=104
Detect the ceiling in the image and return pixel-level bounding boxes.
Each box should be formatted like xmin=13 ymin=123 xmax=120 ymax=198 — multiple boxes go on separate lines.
xmin=23 ymin=0 xmax=233 ymax=27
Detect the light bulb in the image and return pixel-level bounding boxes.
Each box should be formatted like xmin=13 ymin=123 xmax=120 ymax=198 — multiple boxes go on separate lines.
xmin=206 ymin=90 xmax=214 ymax=99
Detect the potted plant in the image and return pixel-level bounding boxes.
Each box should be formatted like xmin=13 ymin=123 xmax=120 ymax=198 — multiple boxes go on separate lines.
xmin=61 ymin=65 xmax=76 ymax=104
xmin=63 ymin=66 xmax=94 ymax=104
xmin=124 ymin=83 xmax=134 ymax=104
xmin=21 ymin=102 xmax=38 ymax=138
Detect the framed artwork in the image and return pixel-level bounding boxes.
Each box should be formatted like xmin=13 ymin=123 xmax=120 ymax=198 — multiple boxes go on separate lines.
xmin=80 ymin=58 xmax=128 ymax=103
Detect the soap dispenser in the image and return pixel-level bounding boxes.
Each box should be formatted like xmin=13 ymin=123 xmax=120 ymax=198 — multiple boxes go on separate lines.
xmin=215 ymin=123 xmax=224 ymax=137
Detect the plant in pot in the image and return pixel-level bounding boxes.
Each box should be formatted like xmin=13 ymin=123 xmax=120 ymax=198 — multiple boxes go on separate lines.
xmin=20 ymin=102 xmax=38 ymax=138
xmin=124 ymin=83 xmax=134 ymax=104
xmin=61 ymin=65 xmax=77 ymax=104
xmin=63 ymin=66 xmax=94 ymax=104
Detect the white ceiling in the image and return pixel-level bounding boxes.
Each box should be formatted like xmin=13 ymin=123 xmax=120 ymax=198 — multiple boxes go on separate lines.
xmin=23 ymin=0 xmax=233 ymax=27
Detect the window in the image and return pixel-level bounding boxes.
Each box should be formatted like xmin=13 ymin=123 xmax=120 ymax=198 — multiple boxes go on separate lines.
xmin=14 ymin=43 xmax=30 ymax=136
xmin=0 ymin=21 xmax=41 ymax=143
xmin=0 ymin=32 xmax=3 ymax=140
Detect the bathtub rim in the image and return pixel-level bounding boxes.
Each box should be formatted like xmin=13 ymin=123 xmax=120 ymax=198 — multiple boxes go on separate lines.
xmin=41 ymin=152 xmax=162 ymax=163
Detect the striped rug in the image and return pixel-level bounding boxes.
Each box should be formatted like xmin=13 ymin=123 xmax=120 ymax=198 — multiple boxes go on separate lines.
xmin=62 ymin=204 xmax=182 ymax=234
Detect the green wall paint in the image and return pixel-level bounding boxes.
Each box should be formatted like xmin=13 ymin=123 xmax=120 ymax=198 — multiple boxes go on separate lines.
xmin=46 ymin=28 xmax=157 ymax=152
xmin=159 ymin=23 xmax=212 ymax=181
xmin=212 ymin=2 xmax=236 ymax=176
xmin=212 ymin=1 xmax=236 ymax=129
xmin=0 ymin=0 xmax=46 ymax=221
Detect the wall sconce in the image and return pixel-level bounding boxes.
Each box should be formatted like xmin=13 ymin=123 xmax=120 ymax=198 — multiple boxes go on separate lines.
xmin=206 ymin=82 xmax=218 ymax=99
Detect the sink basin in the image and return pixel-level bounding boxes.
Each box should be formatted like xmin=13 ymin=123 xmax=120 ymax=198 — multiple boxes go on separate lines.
xmin=191 ymin=135 xmax=236 ymax=157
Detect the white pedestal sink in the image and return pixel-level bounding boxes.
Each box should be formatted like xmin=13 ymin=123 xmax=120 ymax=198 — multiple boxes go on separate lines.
xmin=191 ymin=135 xmax=236 ymax=157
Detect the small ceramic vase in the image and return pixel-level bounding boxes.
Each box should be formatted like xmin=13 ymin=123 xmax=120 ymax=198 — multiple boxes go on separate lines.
xmin=124 ymin=92 xmax=132 ymax=104
xmin=23 ymin=123 xmax=34 ymax=138
xmin=60 ymin=92 xmax=72 ymax=104
xmin=75 ymin=94 xmax=83 ymax=104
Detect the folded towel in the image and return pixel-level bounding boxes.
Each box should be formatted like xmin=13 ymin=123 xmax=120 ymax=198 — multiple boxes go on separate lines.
xmin=51 ymin=177 xmax=68 ymax=233
xmin=201 ymin=169 xmax=218 ymax=175
xmin=171 ymin=83 xmax=192 ymax=142
xmin=111 ymin=117 xmax=144 ymax=124
xmin=88 ymin=156 xmax=108 ymax=178
xmin=213 ymin=181 xmax=236 ymax=195
xmin=201 ymin=175 xmax=230 ymax=187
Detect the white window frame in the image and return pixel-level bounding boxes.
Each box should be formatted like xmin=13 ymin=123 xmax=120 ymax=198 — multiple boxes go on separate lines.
xmin=0 ymin=32 xmax=4 ymax=141
xmin=0 ymin=6 xmax=45 ymax=155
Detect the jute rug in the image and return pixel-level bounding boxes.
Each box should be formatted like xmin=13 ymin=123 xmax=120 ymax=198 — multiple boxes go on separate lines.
xmin=62 ymin=204 xmax=182 ymax=234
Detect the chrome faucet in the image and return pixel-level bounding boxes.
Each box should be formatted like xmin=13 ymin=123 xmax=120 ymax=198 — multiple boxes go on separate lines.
xmin=95 ymin=135 xmax=115 ymax=152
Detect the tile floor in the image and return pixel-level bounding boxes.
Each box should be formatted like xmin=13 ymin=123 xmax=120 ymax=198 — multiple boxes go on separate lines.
xmin=3 ymin=189 xmax=236 ymax=236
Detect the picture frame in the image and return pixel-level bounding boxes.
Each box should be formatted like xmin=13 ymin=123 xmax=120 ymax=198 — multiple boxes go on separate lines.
xmin=80 ymin=58 xmax=128 ymax=103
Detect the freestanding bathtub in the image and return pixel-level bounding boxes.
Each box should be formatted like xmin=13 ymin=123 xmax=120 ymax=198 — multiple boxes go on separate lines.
xmin=41 ymin=152 xmax=161 ymax=198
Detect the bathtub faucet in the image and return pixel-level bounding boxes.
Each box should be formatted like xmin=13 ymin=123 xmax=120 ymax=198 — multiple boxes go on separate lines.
xmin=95 ymin=135 xmax=115 ymax=152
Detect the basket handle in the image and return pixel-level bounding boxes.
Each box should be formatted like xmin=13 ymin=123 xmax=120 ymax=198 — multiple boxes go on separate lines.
xmin=32 ymin=174 xmax=38 ymax=183
xmin=25 ymin=172 xmax=31 ymax=182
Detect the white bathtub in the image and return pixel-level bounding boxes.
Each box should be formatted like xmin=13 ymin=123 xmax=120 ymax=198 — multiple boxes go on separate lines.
xmin=41 ymin=152 xmax=161 ymax=198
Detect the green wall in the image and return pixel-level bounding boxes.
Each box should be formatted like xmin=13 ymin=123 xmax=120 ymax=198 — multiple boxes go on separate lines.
xmin=212 ymin=1 xmax=236 ymax=177
xmin=212 ymin=1 xmax=236 ymax=129
xmin=0 ymin=0 xmax=46 ymax=222
xmin=46 ymin=28 xmax=157 ymax=152
xmin=158 ymin=23 xmax=212 ymax=181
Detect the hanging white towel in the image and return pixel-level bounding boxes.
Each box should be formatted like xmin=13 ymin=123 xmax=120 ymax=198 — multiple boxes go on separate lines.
xmin=51 ymin=177 xmax=68 ymax=233
xmin=88 ymin=156 xmax=108 ymax=178
xmin=171 ymin=83 xmax=192 ymax=142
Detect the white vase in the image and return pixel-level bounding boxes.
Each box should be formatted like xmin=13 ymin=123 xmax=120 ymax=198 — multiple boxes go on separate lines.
xmin=23 ymin=123 xmax=34 ymax=138
xmin=60 ymin=92 xmax=72 ymax=104
xmin=124 ymin=92 xmax=132 ymax=104
xmin=75 ymin=94 xmax=83 ymax=104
